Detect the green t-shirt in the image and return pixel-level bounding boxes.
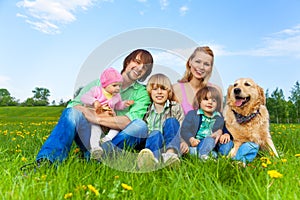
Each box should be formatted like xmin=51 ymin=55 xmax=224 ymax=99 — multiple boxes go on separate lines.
xmin=67 ymin=80 xmax=151 ymax=121
xmin=196 ymin=109 xmax=220 ymax=140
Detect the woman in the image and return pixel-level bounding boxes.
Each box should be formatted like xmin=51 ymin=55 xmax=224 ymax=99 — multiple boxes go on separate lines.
xmin=173 ymin=46 xmax=231 ymax=155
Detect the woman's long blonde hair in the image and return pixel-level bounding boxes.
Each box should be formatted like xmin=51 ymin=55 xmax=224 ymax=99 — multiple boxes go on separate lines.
xmin=178 ymin=46 xmax=214 ymax=87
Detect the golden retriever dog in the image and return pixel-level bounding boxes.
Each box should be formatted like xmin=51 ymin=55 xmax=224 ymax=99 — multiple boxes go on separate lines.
xmin=223 ymin=78 xmax=279 ymax=158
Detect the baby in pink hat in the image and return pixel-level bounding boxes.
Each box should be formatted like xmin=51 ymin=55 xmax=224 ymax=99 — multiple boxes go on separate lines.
xmin=81 ymin=67 xmax=134 ymax=159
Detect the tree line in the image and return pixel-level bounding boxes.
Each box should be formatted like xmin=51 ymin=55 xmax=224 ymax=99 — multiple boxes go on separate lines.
xmin=0 ymin=87 xmax=69 ymax=107
xmin=1 ymin=81 xmax=300 ymax=123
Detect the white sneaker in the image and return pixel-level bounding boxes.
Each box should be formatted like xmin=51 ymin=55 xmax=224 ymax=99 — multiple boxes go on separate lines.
xmin=162 ymin=152 xmax=180 ymax=168
xmin=90 ymin=147 xmax=103 ymax=160
xmin=137 ymin=149 xmax=158 ymax=171
xmin=199 ymin=154 xmax=209 ymax=161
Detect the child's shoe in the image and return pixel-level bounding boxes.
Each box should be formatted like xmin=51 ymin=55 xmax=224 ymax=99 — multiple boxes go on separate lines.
xmin=90 ymin=147 xmax=103 ymax=161
xmin=162 ymin=152 xmax=180 ymax=168
xmin=137 ymin=148 xmax=158 ymax=171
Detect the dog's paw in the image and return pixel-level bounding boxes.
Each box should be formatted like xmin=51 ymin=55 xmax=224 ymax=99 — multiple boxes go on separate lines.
xmin=229 ymin=148 xmax=237 ymax=158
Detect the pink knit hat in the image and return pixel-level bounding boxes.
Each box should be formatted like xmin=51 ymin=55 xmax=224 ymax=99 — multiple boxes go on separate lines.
xmin=100 ymin=67 xmax=123 ymax=88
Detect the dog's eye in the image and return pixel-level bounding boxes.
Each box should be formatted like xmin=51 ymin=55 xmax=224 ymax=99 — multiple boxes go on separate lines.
xmin=233 ymin=83 xmax=237 ymax=87
xmin=244 ymin=82 xmax=251 ymax=86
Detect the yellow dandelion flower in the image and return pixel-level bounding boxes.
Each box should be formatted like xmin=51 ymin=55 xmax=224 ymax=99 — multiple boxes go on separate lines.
xmin=262 ymin=163 xmax=268 ymax=168
xmin=295 ymin=154 xmax=300 ymax=157
xmin=281 ymin=159 xmax=287 ymax=162
xmin=12 ymin=137 xmax=16 ymax=141
xmin=267 ymin=170 xmax=283 ymax=178
xmin=266 ymin=160 xmax=272 ymax=165
xmin=21 ymin=157 xmax=27 ymax=162
xmin=121 ymin=183 xmax=133 ymax=191
xmin=64 ymin=192 xmax=73 ymax=199
xmin=260 ymin=157 xmax=269 ymax=162
xmin=114 ymin=176 xmax=119 ymax=179
xmin=87 ymin=184 xmax=99 ymax=196
xmin=41 ymin=175 xmax=47 ymax=180
xmin=73 ymin=148 xmax=80 ymax=153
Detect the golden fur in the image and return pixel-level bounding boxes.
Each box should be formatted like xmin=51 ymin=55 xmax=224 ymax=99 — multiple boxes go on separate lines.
xmin=223 ymin=78 xmax=278 ymax=157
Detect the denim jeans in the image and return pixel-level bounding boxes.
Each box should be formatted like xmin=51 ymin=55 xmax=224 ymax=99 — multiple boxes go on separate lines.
xmin=102 ymin=118 xmax=180 ymax=160
xmin=36 ymin=107 xmax=92 ymax=163
xmin=215 ymin=140 xmax=234 ymax=156
xmin=145 ymin=118 xmax=180 ymax=160
xmin=232 ymin=142 xmax=259 ymax=163
xmin=100 ymin=119 xmax=148 ymax=155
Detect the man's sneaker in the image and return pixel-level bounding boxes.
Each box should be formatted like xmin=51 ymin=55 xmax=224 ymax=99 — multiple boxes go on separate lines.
xmin=20 ymin=158 xmax=52 ymax=175
xmin=137 ymin=148 xmax=158 ymax=171
xmin=90 ymin=147 xmax=103 ymax=161
xmin=162 ymin=152 xmax=180 ymax=168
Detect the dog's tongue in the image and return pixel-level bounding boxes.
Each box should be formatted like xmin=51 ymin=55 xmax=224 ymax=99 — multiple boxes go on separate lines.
xmin=235 ymin=99 xmax=244 ymax=107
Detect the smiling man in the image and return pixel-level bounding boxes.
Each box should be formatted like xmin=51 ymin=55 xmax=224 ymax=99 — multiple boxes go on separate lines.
xmin=34 ymin=49 xmax=153 ymax=164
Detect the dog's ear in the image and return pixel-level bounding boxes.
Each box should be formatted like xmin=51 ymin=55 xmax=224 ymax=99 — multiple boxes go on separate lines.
xmin=257 ymin=85 xmax=266 ymax=105
xmin=227 ymin=85 xmax=233 ymax=101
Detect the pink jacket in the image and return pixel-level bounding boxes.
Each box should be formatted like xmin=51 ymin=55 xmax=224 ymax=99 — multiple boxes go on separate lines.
xmin=80 ymin=86 xmax=127 ymax=110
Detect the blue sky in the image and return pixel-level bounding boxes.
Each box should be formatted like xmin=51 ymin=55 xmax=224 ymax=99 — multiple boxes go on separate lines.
xmin=1 ymin=0 xmax=300 ymax=103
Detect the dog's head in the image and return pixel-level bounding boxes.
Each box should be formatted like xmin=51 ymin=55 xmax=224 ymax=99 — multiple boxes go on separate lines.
xmin=226 ymin=78 xmax=266 ymax=115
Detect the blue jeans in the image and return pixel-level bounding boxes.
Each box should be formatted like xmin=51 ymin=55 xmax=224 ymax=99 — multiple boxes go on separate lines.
xmin=189 ymin=139 xmax=233 ymax=158
xmin=233 ymin=142 xmax=259 ymax=163
xmin=101 ymin=119 xmax=148 ymax=155
xmin=36 ymin=108 xmax=92 ymax=163
xmin=215 ymin=140 xmax=234 ymax=156
xmin=145 ymin=118 xmax=180 ymax=160
xmin=102 ymin=118 xmax=180 ymax=160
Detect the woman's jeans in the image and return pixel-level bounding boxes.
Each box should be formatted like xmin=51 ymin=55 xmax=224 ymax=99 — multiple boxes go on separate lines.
xmin=36 ymin=108 xmax=92 ymax=163
xmin=103 ymin=118 xmax=180 ymax=160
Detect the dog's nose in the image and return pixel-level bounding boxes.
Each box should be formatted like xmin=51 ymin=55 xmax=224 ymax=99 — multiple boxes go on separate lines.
xmin=234 ymin=88 xmax=241 ymax=95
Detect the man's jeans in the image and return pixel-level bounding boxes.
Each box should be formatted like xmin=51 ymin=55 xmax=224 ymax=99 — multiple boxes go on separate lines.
xmin=102 ymin=118 xmax=180 ymax=160
xmin=36 ymin=108 xmax=92 ymax=163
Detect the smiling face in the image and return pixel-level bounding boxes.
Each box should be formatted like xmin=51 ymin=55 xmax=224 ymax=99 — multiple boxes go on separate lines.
xmin=189 ymin=51 xmax=213 ymax=81
xmin=150 ymin=84 xmax=169 ymax=106
xmin=200 ymin=92 xmax=218 ymax=117
xmin=124 ymin=54 xmax=149 ymax=81
xmin=227 ymin=78 xmax=266 ymax=115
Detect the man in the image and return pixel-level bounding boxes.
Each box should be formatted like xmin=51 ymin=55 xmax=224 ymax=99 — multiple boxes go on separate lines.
xmin=34 ymin=49 xmax=153 ymax=164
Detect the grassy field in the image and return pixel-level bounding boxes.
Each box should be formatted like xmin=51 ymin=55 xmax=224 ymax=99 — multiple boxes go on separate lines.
xmin=0 ymin=107 xmax=299 ymax=200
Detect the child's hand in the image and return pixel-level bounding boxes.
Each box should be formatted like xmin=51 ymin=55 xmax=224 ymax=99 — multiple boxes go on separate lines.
xmin=125 ymin=100 xmax=134 ymax=107
xmin=211 ymin=129 xmax=222 ymax=144
xmin=93 ymin=100 xmax=101 ymax=109
xmin=189 ymin=137 xmax=200 ymax=147
xmin=219 ymin=133 xmax=231 ymax=144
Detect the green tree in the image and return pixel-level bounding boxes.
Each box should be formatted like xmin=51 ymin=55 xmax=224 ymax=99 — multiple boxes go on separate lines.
xmin=0 ymin=88 xmax=19 ymax=106
xmin=289 ymin=81 xmax=300 ymax=123
xmin=32 ymin=87 xmax=50 ymax=106
xmin=267 ymin=88 xmax=286 ymax=123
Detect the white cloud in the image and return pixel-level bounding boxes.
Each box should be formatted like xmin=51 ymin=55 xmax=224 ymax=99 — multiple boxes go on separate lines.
xmin=16 ymin=0 xmax=104 ymax=34
xmin=179 ymin=6 xmax=188 ymax=16
xmin=159 ymin=0 xmax=169 ymax=10
xmin=209 ymin=24 xmax=300 ymax=58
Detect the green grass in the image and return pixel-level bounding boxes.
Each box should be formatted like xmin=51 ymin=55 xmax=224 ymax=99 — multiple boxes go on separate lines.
xmin=0 ymin=107 xmax=299 ymax=199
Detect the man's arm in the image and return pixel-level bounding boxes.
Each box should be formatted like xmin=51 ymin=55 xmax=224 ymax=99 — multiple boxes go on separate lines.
xmin=74 ymin=105 xmax=130 ymax=130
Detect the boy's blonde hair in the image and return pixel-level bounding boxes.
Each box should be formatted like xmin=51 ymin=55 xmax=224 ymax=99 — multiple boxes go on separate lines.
xmin=146 ymin=73 xmax=175 ymax=101
xmin=193 ymin=86 xmax=222 ymax=112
